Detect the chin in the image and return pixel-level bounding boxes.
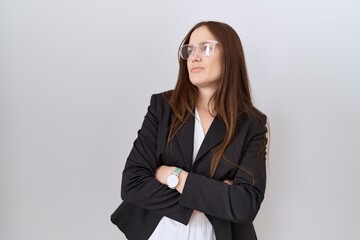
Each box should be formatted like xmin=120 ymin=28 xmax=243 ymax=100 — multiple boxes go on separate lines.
xmin=190 ymin=78 xmax=220 ymax=88
xmin=189 ymin=76 xmax=205 ymax=84
xmin=189 ymin=80 xmax=205 ymax=87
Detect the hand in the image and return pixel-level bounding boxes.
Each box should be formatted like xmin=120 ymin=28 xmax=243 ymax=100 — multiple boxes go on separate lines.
xmin=192 ymin=210 xmax=201 ymax=215
xmin=223 ymin=179 xmax=233 ymax=185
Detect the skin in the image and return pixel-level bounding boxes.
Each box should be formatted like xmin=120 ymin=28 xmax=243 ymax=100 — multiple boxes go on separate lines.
xmin=155 ymin=26 xmax=232 ymax=197
xmin=188 ymin=26 xmax=223 ymax=134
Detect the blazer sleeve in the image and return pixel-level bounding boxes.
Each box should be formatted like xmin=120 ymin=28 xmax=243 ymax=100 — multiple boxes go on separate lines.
xmin=179 ymin=115 xmax=268 ymax=223
xmin=121 ymin=94 xmax=193 ymax=225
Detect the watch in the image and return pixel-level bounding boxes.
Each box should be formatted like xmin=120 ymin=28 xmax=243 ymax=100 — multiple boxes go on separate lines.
xmin=166 ymin=167 xmax=183 ymax=189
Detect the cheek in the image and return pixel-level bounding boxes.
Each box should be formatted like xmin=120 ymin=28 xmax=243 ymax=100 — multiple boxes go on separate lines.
xmin=210 ymin=61 xmax=222 ymax=79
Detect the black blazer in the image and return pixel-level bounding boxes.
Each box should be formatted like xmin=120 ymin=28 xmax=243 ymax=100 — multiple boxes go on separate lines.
xmin=111 ymin=92 xmax=267 ymax=240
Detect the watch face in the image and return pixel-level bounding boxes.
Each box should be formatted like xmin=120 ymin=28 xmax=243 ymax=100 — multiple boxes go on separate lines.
xmin=167 ymin=175 xmax=179 ymax=189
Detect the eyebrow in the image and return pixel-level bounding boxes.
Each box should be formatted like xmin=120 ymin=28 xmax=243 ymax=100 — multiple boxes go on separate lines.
xmin=187 ymin=40 xmax=218 ymax=45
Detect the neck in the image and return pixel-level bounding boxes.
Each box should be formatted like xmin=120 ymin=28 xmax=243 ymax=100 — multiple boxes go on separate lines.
xmin=196 ymin=87 xmax=216 ymax=112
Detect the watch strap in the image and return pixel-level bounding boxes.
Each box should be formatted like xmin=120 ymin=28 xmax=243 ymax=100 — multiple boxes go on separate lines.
xmin=172 ymin=167 xmax=183 ymax=176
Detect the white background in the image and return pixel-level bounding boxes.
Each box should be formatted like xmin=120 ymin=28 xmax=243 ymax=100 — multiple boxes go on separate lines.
xmin=1 ymin=0 xmax=359 ymax=239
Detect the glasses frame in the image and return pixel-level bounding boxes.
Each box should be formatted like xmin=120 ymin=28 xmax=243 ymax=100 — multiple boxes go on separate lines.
xmin=179 ymin=40 xmax=219 ymax=60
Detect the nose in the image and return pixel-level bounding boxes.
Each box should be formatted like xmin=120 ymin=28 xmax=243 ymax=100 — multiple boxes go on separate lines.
xmin=189 ymin=48 xmax=202 ymax=62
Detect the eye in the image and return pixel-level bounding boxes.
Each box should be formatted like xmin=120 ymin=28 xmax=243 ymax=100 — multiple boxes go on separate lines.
xmin=200 ymin=42 xmax=214 ymax=55
xmin=187 ymin=45 xmax=195 ymax=55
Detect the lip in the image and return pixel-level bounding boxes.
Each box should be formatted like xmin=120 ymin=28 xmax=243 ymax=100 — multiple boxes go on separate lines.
xmin=190 ymin=67 xmax=204 ymax=73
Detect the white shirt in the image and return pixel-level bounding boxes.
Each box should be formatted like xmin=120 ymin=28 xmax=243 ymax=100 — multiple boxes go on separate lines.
xmin=149 ymin=108 xmax=216 ymax=240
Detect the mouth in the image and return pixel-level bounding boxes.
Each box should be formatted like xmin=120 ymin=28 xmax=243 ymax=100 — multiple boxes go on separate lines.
xmin=190 ymin=67 xmax=204 ymax=73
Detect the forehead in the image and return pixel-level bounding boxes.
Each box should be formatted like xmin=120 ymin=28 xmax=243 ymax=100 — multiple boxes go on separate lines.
xmin=189 ymin=26 xmax=217 ymax=44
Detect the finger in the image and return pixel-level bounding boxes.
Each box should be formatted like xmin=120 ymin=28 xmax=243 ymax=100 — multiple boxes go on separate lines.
xmin=224 ymin=180 xmax=234 ymax=185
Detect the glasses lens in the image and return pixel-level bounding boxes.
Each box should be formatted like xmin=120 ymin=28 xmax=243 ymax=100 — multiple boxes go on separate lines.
xmin=200 ymin=42 xmax=215 ymax=56
xmin=179 ymin=41 xmax=217 ymax=60
xmin=180 ymin=44 xmax=191 ymax=59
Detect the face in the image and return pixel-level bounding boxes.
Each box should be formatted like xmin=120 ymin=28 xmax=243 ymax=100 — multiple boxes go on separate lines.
xmin=187 ymin=26 xmax=223 ymax=91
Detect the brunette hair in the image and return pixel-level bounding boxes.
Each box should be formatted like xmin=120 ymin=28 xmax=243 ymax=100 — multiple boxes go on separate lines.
xmin=165 ymin=21 xmax=263 ymax=177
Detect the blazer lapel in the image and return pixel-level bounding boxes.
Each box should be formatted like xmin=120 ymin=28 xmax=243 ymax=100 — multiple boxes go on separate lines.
xmin=174 ymin=114 xmax=195 ymax=167
xmin=173 ymin=115 xmax=227 ymax=168
xmin=194 ymin=116 xmax=226 ymax=163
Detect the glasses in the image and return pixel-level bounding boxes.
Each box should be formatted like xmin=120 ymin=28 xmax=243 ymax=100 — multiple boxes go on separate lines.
xmin=179 ymin=40 xmax=219 ymax=60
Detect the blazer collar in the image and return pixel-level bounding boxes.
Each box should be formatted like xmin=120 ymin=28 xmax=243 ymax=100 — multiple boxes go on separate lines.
xmin=175 ymin=114 xmax=226 ymax=164
xmin=195 ymin=116 xmax=226 ymax=162
xmin=174 ymin=114 xmax=194 ymax=167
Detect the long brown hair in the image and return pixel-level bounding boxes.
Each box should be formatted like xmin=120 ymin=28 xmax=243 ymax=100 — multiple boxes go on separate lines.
xmin=166 ymin=21 xmax=260 ymax=177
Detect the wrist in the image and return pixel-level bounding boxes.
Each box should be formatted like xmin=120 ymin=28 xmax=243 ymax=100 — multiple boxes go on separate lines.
xmin=175 ymin=170 xmax=188 ymax=194
xmin=166 ymin=167 xmax=183 ymax=189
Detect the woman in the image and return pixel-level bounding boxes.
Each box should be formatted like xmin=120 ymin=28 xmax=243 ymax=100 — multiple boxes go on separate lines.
xmin=111 ymin=21 xmax=268 ymax=240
